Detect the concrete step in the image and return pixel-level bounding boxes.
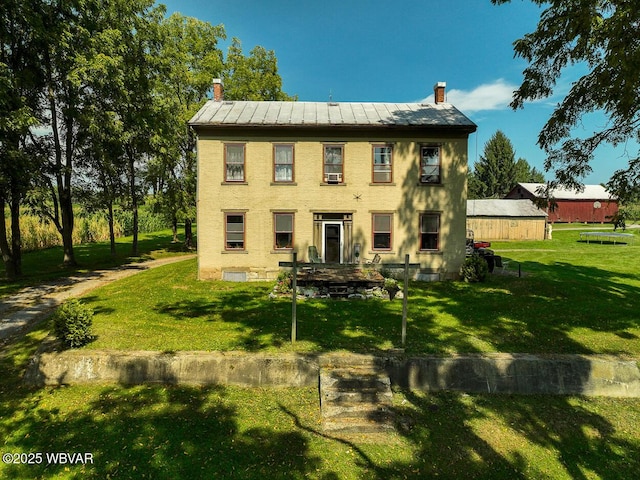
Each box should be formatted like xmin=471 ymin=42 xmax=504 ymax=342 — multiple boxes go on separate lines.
xmin=319 ymin=367 xmax=395 ymax=434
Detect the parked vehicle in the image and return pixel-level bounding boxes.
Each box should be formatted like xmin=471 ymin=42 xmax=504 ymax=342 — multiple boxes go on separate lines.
xmin=465 ymin=229 xmax=500 ymax=272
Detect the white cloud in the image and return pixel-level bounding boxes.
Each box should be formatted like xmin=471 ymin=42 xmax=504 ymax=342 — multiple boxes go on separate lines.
xmin=422 ymin=79 xmax=517 ymax=112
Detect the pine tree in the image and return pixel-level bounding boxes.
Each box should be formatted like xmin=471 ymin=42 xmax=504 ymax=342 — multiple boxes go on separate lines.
xmin=470 ymin=131 xmax=517 ymax=198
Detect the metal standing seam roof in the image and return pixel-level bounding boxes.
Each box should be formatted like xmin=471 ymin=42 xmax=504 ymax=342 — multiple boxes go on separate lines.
xmin=189 ymin=100 xmax=477 ymax=130
xmin=517 ymin=183 xmax=616 ymax=201
xmin=467 ymin=199 xmax=548 ymax=218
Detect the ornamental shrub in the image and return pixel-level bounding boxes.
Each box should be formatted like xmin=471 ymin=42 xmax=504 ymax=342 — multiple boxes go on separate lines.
xmin=53 ymin=299 xmax=95 ymax=348
xmin=460 ymin=254 xmax=489 ymax=283
xmin=273 ymin=270 xmax=293 ymax=294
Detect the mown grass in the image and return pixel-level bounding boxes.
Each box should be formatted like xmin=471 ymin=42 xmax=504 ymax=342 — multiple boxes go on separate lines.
xmin=74 ymin=228 xmax=640 ymax=355
xmin=1 ymin=328 xmax=639 ymax=479
xmin=2 ymin=227 xmax=640 ymax=479
xmin=0 ymin=229 xmax=193 ymax=298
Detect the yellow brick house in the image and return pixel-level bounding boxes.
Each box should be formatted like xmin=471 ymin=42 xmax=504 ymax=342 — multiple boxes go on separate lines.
xmin=190 ymin=81 xmax=476 ymax=281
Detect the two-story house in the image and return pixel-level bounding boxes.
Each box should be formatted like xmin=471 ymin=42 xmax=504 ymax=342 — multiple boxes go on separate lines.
xmin=190 ymin=80 xmax=476 ymax=281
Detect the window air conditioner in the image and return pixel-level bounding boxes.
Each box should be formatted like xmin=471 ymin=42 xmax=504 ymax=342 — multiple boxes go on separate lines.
xmin=325 ymin=172 xmax=342 ymax=183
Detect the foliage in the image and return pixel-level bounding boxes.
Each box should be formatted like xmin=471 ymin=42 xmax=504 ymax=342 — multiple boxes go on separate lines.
xmin=53 ymin=299 xmax=95 ymax=348
xmin=468 ymin=131 xmax=543 ymax=199
xmin=0 ymin=0 xmax=47 ymax=278
xmin=493 ymin=0 xmax=640 ymax=196
xmin=273 ymin=270 xmax=293 ymax=294
xmin=460 ymin=254 xmax=489 ymax=283
xmin=1 ymin=0 xmax=292 ymax=270
xmin=384 ymin=277 xmax=399 ymax=291
xmin=223 ymin=38 xmax=296 ymax=101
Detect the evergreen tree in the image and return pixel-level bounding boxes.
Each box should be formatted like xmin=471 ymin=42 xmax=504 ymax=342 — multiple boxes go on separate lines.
xmin=470 ymin=131 xmax=517 ymax=198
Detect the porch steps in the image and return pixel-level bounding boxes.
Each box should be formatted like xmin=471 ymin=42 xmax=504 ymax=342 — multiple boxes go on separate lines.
xmin=319 ymin=365 xmax=395 ymax=434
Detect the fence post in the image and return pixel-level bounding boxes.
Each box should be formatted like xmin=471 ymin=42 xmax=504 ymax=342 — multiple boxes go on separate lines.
xmin=291 ymin=251 xmax=297 ymax=343
xmin=401 ymin=254 xmax=409 ymax=347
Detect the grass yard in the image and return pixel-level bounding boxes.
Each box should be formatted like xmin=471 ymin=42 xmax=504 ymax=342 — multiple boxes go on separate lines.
xmin=2 ymin=227 xmax=640 ymax=479
xmin=1 ymin=327 xmax=640 ymax=480
xmin=0 ymin=229 xmax=194 ymax=299
xmin=74 ymin=228 xmax=640 ymax=355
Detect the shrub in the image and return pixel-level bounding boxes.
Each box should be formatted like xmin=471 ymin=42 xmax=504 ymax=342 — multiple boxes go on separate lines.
xmin=273 ymin=270 xmax=293 ymax=294
xmin=53 ymin=299 xmax=95 ymax=348
xmin=460 ymin=254 xmax=489 ymax=283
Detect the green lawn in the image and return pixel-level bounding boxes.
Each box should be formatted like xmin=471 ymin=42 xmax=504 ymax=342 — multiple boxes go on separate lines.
xmin=73 ymin=228 xmax=640 ymax=355
xmin=0 ymin=229 xmax=194 ymax=299
xmin=1 ymin=327 xmax=639 ymax=479
xmin=2 ymin=228 xmax=640 ymax=479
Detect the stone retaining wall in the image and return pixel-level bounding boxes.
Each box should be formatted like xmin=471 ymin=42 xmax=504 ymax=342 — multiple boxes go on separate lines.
xmin=24 ymin=350 xmax=640 ymax=397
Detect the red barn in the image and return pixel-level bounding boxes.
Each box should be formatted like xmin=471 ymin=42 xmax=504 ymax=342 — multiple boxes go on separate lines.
xmin=505 ymin=183 xmax=618 ymax=224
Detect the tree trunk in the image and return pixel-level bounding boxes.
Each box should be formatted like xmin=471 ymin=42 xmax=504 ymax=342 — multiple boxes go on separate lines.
xmin=108 ymin=202 xmax=116 ymax=257
xmin=172 ymin=215 xmax=178 ymax=243
xmin=9 ymin=188 xmax=22 ymax=275
xmin=0 ymin=195 xmax=18 ymax=280
xmin=184 ymin=217 xmax=193 ymax=248
xmin=129 ymin=155 xmax=139 ymax=257
xmin=59 ymin=187 xmax=76 ymax=266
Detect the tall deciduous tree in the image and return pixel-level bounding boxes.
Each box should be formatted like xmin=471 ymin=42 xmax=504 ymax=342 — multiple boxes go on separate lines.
xmin=148 ymin=13 xmax=226 ymax=248
xmin=223 ymin=38 xmax=296 ymax=101
xmin=493 ymin=0 xmax=640 ymax=200
xmin=0 ymin=0 xmax=46 ymax=278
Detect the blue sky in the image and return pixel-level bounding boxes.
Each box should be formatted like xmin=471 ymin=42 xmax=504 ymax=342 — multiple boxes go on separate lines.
xmin=161 ymin=0 xmax=624 ymax=185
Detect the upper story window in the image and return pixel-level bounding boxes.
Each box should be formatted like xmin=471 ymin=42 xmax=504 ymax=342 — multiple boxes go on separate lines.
xmin=273 ymin=144 xmax=294 ymax=182
xmin=372 ymin=145 xmax=392 ymax=183
xmin=419 ymin=213 xmax=440 ymax=251
xmin=420 ymin=145 xmax=441 ymax=184
xmin=225 ymin=144 xmax=245 ymax=182
xmin=225 ymin=213 xmax=245 ymax=250
xmin=372 ymin=213 xmax=393 ymax=250
xmin=274 ymin=213 xmax=294 ymax=250
xmin=323 ymin=145 xmax=344 ymax=183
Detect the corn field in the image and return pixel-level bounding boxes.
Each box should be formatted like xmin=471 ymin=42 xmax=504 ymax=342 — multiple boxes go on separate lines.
xmin=8 ymin=215 xmax=123 ymax=252
xmin=4 ymin=210 xmax=169 ymax=252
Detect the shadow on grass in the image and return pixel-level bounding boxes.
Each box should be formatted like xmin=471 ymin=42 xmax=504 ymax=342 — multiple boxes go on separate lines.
xmin=0 ymin=230 xmax=194 ymax=298
xmin=380 ymin=389 xmax=640 ymax=479
xmin=147 ymin=256 xmax=640 ymax=355
xmin=0 ymin=383 xmax=320 ymax=480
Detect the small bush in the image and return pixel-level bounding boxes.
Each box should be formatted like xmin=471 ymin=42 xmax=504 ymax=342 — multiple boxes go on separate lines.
xmin=460 ymin=254 xmax=489 ymax=283
xmin=53 ymin=299 xmax=95 ymax=348
xmin=384 ymin=277 xmax=399 ymax=291
xmin=273 ymin=270 xmax=293 ymax=294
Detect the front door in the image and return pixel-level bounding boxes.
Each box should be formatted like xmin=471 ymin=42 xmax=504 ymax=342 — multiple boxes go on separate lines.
xmin=323 ymin=223 xmax=343 ymax=263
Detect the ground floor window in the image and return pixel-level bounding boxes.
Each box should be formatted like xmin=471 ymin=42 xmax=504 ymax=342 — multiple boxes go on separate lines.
xmin=372 ymin=213 xmax=392 ymax=250
xmin=225 ymin=213 xmax=245 ymax=250
xmin=274 ymin=213 xmax=294 ymax=249
xmin=419 ymin=213 xmax=440 ymax=250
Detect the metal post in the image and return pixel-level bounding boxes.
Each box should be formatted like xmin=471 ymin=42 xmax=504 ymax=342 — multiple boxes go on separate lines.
xmin=291 ymin=251 xmax=297 ymax=343
xmin=401 ymin=254 xmax=409 ymax=347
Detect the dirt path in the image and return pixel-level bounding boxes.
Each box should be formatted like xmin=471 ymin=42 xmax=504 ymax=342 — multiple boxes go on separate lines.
xmin=0 ymin=254 xmax=196 ymax=343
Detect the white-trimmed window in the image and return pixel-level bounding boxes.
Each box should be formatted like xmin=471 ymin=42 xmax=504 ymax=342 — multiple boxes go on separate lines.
xmin=420 ymin=146 xmax=440 ymax=184
xmin=372 ymin=145 xmax=392 ymax=183
xmin=372 ymin=213 xmax=393 ymax=250
xmin=419 ymin=213 xmax=440 ymax=250
xmin=274 ymin=213 xmax=294 ymax=250
xmin=225 ymin=213 xmax=245 ymax=250
xmin=273 ymin=144 xmax=294 ymax=182
xmin=323 ymin=145 xmax=344 ymax=183
xmin=225 ymin=144 xmax=245 ymax=182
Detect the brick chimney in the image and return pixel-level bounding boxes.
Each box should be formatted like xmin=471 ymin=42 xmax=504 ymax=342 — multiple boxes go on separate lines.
xmin=434 ymin=82 xmax=446 ymax=104
xmin=213 ymin=78 xmax=224 ymax=101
